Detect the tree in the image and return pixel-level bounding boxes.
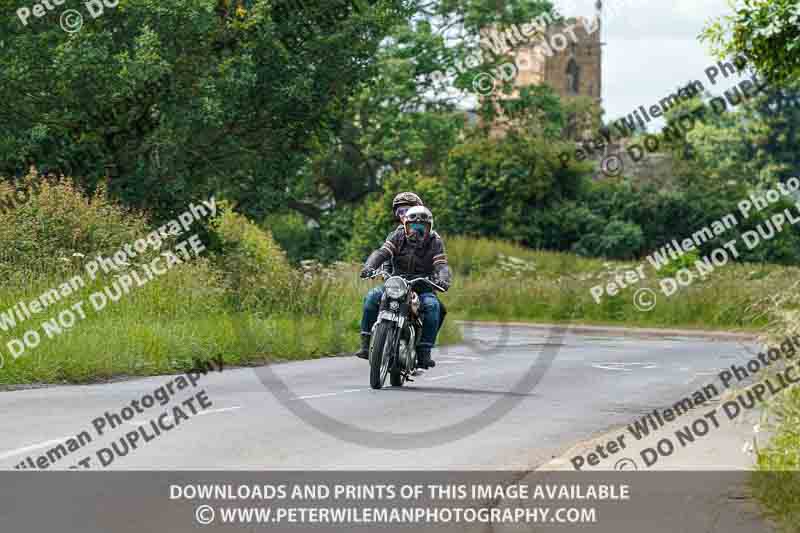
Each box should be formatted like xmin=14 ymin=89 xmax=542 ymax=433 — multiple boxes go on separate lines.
xmin=660 ymin=80 xmax=800 ymax=190
xmin=703 ymin=0 xmax=800 ymax=85
xmin=0 ymin=0 xmax=408 ymax=221
xmin=288 ymin=0 xmax=561 ymax=218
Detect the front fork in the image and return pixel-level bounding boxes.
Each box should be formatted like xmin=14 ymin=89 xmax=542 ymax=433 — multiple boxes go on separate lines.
xmin=374 ymin=314 xmax=402 ymax=367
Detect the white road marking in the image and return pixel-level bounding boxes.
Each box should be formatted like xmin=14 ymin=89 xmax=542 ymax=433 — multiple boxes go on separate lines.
xmin=439 ymin=355 xmax=479 ymax=361
xmin=296 ymin=389 xmax=365 ymax=400
xmin=426 ymin=372 xmax=464 ymax=381
xmin=592 ymin=364 xmax=632 ymax=372
xmin=201 ymin=406 xmax=243 ymax=415
xmin=685 ymin=371 xmax=720 ymax=385
xmin=592 ymin=362 xmax=658 ymax=371
xmin=0 ymin=436 xmax=74 ymax=461
xmin=124 ymin=406 xmax=243 ymax=425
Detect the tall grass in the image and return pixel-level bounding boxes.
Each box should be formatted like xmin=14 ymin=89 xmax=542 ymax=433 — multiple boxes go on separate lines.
xmin=750 ymin=281 xmax=800 ymax=532
xmin=445 ymin=235 xmax=797 ymax=330
xmin=0 ymin=261 xmax=462 ymax=385
xmin=0 ymin=175 xmax=461 ymax=384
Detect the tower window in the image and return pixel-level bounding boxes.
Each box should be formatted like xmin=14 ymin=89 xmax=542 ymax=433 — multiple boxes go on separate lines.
xmin=566 ymin=58 xmax=580 ymax=94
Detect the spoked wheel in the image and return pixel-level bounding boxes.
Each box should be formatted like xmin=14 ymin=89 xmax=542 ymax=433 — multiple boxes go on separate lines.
xmin=369 ymin=322 xmax=395 ymax=389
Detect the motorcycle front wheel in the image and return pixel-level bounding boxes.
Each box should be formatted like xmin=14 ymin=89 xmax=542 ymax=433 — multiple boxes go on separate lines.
xmin=369 ymin=321 xmax=395 ymax=389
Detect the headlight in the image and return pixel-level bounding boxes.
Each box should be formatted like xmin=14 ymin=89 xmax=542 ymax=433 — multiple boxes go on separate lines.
xmin=384 ymin=277 xmax=408 ymax=299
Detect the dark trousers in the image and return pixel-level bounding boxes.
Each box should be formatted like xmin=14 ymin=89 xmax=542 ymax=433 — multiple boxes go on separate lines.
xmin=360 ymin=286 xmax=443 ymax=350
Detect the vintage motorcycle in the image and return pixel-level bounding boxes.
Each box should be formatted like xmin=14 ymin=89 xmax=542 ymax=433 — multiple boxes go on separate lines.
xmin=366 ymin=272 xmax=446 ymax=389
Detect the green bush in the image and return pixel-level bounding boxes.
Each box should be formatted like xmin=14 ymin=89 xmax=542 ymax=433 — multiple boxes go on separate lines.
xmin=657 ymin=249 xmax=701 ymax=278
xmin=574 ymin=219 xmax=644 ymax=260
xmin=444 ymin=133 xmax=587 ymax=244
xmin=265 ymin=212 xmax=321 ymax=265
xmin=209 ymin=204 xmax=297 ymax=312
xmin=0 ymin=169 xmax=150 ymax=283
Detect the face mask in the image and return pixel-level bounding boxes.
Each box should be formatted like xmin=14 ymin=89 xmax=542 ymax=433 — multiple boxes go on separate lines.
xmin=409 ymin=222 xmax=426 ymax=238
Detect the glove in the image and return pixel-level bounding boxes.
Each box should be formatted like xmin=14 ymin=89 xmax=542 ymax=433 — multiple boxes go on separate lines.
xmin=360 ymin=267 xmax=375 ymax=279
xmin=432 ymin=277 xmax=450 ymax=291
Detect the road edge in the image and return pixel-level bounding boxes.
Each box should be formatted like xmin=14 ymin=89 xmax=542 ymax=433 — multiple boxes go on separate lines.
xmin=457 ymin=320 xmax=760 ymax=341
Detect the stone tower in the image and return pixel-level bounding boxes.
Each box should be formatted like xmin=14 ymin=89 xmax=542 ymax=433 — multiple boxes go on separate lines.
xmin=484 ymin=3 xmax=604 ymax=138
xmin=513 ymin=6 xmax=603 ymax=104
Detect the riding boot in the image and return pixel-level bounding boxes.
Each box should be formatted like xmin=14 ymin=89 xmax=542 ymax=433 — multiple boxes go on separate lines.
xmin=355 ymin=333 xmax=371 ymax=360
xmin=417 ymin=346 xmax=436 ymax=369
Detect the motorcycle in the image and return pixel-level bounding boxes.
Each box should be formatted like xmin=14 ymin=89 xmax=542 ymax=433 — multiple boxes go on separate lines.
xmin=365 ymin=271 xmax=446 ymax=389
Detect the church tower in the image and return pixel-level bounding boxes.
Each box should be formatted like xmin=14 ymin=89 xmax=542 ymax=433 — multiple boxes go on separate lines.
xmin=512 ymin=1 xmax=603 ymax=105
xmin=484 ymin=2 xmax=603 ymax=138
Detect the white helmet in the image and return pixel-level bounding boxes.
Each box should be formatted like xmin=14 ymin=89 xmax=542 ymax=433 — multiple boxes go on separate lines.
xmin=404 ymin=206 xmax=433 ymax=244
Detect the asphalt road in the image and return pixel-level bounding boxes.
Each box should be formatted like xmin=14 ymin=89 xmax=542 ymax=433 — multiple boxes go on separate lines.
xmin=0 ymin=323 xmax=759 ymax=471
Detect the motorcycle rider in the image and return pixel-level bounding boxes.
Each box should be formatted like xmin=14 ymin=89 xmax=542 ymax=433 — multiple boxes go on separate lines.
xmin=355 ymin=206 xmax=451 ymax=369
xmin=382 ymin=192 xmax=448 ymax=330
xmin=380 ymin=192 xmax=424 ymax=274
xmin=355 ymin=190 xmax=422 ymax=363
xmin=390 ymin=192 xmax=423 ymax=229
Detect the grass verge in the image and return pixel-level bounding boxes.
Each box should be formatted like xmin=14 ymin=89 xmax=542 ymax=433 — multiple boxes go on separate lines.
xmin=751 ymin=286 xmax=800 ymax=532
xmin=0 ymin=262 xmax=461 ymax=385
xmin=445 ymin=235 xmax=798 ymax=331
xmin=751 ymin=385 xmax=800 ymax=533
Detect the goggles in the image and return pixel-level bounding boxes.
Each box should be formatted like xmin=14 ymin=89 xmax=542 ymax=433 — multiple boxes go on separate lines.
xmin=395 ymin=206 xmax=411 ymax=218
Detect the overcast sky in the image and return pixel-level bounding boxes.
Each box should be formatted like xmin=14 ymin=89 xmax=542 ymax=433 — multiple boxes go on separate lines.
xmin=553 ymin=0 xmax=748 ymax=130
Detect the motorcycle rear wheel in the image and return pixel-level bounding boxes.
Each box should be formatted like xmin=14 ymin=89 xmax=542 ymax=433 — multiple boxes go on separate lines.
xmin=391 ymin=338 xmax=412 ymax=387
xmin=390 ymin=369 xmax=404 ymax=387
xmin=369 ymin=322 xmax=394 ymax=389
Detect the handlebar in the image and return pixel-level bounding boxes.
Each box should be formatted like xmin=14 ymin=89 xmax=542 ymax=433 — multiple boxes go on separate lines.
xmin=406 ymin=277 xmax=447 ymax=293
xmin=367 ymin=271 xmax=447 ymax=292
xmin=367 ymin=269 xmax=392 ymax=281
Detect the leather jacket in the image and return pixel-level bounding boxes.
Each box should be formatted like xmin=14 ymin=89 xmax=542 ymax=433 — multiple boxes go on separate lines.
xmin=365 ymin=227 xmax=452 ymax=288
xmin=379 ymin=225 xmax=402 ymax=274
